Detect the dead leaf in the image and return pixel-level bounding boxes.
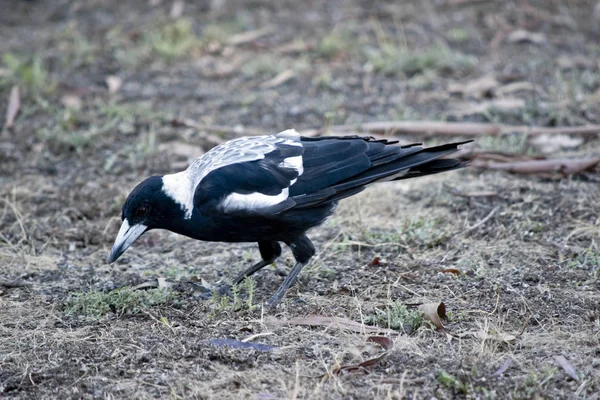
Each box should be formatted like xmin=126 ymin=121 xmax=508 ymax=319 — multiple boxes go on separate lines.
xmin=529 ymin=133 xmax=583 ymax=154
xmin=554 ymin=355 xmax=579 ymax=381
xmin=440 ymin=268 xmax=460 ymax=275
xmin=369 ymin=257 xmax=381 ymax=266
xmin=228 ymin=26 xmax=274 ymax=46
xmin=132 ymin=280 xmax=159 ymax=290
xmin=507 ymin=29 xmax=546 ymax=45
xmin=60 ymin=94 xmax=82 ymax=110
xmin=5 ymin=86 xmax=20 ymax=129
xmin=448 ymin=75 xmax=498 ymax=99
xmin=265 ymin=315 xmax=398 ymax=335
xmin=418 ymin=302 xmax=447 ymax=330
xmin=260 ymin=69 xmax=295 ymax=89
xmin=328 ymin=336 xmax=394 ymax=377
xmin=157 ymin=277 xmax=173 ymax=289
xmin=105 ymin=75 xmax=123 ymax=93
xmin=494 ymin=358 xmax=513 ymax=376
xmin=169 ymin=0 xmax=184 ymax=18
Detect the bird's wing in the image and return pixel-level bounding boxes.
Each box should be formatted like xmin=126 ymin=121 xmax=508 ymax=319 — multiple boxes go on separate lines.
xmin=192 ymin=130 xmax=305 ymax=215
xmin=193 ymin=131 xmax=469 ymax=216
xmin=288 ymin=136 xmax=469 ymax=208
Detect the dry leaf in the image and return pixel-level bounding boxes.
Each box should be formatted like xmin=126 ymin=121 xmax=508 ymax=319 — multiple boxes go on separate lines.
xmin=60 ymin=94 xmax=82 ymax=110
xmin=418 ymin=302 xmax=447 ymax=330
xmin=369 ymin=257 xmax=381 ymax=266
xmin=554 ymin=355 xmax=579 ymax=381
xmin=494 ymin=358 xmax=513 ymax=376
xmin=157 ymin=277 xmax=173 ymax=289
xmin=228 ymin=26 xmax=274 ymax=46
xmin=169 ymin=0 xmax=184 ymax=18
xmin=529 ymin=133 xmax=583 ymax=154
xmin=105 ymin=75 xmax=123 ymax=93
xmin=5 ymin=86 xmax=20 ymax=129
xmin=440 ymin=268 xmax=460 ymax=275
xmin=448 ymin=75 xmax=498 ymax=98
xmin=260 ymin=69 xmax=295 ymax=89
xmin=508 ymin=30 xmax=546 ymax=45
xmin=266 ymin=315 xmax=398 ymax=335
xmin=328 ymin=336 xmax=394 ymax=376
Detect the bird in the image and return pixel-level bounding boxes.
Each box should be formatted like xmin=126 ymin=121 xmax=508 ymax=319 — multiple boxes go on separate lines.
xmin=109 ymin=129 xmax=470 ymax=307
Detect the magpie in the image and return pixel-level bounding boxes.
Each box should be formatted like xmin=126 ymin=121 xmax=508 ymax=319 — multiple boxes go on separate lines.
xmin=109 ymin=129 xmax=470 ymax=307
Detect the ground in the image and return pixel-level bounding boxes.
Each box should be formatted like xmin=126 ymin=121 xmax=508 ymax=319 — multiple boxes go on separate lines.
xmin=1 ymin=0 xmax=600 ymax=399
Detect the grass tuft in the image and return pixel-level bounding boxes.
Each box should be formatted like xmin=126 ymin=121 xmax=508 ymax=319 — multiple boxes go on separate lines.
xmin=365 ymin=301 xmax=423 ymax=333
xmin=365 ymin=44 xmax=476 ymax=77
xmin=1 ymin=53 xmax=55 ymax=95
xmin=64 ymin=287 xmax=177 ymax=319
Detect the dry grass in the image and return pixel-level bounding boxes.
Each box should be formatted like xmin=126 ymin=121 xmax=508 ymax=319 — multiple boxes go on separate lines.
xmin=1 ymin=0 xmax=600 ymax=398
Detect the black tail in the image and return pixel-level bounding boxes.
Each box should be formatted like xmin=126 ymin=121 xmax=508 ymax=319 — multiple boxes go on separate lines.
xmin=291 ymin=137 xmax=471 ymax=208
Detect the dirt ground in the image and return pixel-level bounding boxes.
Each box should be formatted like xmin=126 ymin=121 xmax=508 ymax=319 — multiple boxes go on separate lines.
xmin=1 ymin=0 xmax=600 ymax=398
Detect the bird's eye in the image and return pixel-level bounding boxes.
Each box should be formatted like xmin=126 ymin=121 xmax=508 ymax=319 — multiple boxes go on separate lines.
xmin=135 ymin=206 xmax=148 ymax=217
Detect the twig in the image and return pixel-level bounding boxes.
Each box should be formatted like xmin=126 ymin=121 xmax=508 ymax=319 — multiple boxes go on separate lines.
xmin=299 ymin=121 xmax=600 ymax=138
xmin=466 ymin=206 xmax=500 ymax=232
xmin=228 ymin=26 xmax=274 ymax=46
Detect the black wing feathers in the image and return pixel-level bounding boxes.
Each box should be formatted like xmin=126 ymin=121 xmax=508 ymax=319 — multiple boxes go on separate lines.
xmin=196 ymin=135 xmax=469 ymax=216
xmin=289 ymin=138 xmax=470 ymax=209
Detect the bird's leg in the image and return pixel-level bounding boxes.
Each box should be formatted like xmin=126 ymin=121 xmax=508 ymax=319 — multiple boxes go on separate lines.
xmin=232 ymin=241 xmax=282 ymax=285
xmin=266 ymin=261 xmax=306 ymax=307
xmin=209 ymin=241 xmax=281 ymax=297
xmin=267 ymin=234 xmax=315 ymax=307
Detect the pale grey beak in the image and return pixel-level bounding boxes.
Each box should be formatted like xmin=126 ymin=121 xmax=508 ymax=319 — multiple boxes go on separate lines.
xmin=108 ymin=219 xmax=147 ymax=263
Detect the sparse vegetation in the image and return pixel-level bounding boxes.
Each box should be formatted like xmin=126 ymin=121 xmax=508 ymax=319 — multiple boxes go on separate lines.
xmin=1 ymin=1 xmax=599 ymax=399
xmin=150 ymin=19 xmax=199 ymax=60
xmin=318 ymin=29 xmax=353 ymax=59
xmin=64 ymin=287 xmax=177 ymax=319
xmin=365 ymin=301 xmax=423 ymax=333
xmin=1 ymin=53 xmax=54 ymax=95
xmin=210 ymin=277 xmax=257 ymax=315
xmin=365 ymin=43 xmax=477 ymax=77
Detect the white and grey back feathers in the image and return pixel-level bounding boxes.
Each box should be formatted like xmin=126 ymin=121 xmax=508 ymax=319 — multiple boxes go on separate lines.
xmin=162 ymin=130 xmax=303 ymax=219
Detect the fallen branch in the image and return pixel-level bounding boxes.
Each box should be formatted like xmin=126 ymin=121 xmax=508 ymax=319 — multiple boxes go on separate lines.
xmin=299 ymin=121 xmax=600 ymax=138
xmin=470 ymin=157 xmax=600 ymax=175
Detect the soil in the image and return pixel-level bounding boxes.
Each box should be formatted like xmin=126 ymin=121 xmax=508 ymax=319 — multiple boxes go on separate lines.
xmin=1 ymin=0 xmax=599 ymax=399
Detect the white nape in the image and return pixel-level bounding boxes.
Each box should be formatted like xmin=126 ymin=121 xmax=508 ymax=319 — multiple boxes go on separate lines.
xmin=221 ymin=188 xmax=289 ymax=212
xmin=162 ymin=171 xmax=194 ymax=219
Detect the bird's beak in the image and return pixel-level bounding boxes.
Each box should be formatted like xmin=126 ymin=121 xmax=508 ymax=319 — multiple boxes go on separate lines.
xmin=108 ymin=219 xmax=147 ymax=264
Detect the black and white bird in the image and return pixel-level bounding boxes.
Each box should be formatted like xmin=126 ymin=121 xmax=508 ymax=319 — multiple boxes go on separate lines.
xmin=109 ymin=129 xmax=470 ymax=306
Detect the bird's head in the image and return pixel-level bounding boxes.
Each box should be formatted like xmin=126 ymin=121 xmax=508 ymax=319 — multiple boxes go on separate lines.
xmin=108 ymin=175 xmax=184 ymax=263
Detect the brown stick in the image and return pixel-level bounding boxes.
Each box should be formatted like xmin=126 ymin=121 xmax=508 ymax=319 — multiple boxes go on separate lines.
xmin=470 ymin=157 xmax=600 ymax=175
xmin=299 ymin=121 xmax=600 ymax=138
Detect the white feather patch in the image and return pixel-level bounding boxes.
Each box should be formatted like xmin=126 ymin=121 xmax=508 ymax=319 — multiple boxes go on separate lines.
xmin=162 ymin=171 xmax=194 ymax=219
xmin=221 ymin=188 xmax=289 ymax=212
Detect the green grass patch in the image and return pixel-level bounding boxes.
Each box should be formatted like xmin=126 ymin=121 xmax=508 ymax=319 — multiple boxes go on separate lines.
xmin=365 ymin=44 xmax=476 ymax=77
xmin=318 ymin=29 xmax=353 ymax=59
xmin=150 ymin=19 xmax=200 ymax=60
xmin=1 ymin=53 xmax=55 ymax=95
xmin=365 ymin=301 xmax=423 ymax=333
xmin=210 ymin=277 xmax=257 ymax=316
xmin=437 ymin=370 xmax=468 ymax=394
xmin=64 ymin=287 xmax=177 ymax=319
